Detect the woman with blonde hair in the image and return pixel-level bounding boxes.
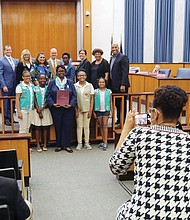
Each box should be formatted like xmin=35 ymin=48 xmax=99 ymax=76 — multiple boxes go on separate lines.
xmin=16 ymin=49 xmax=33 ymax=84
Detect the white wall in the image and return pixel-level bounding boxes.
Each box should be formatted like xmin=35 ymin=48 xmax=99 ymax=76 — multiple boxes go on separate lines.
xmin=91 ymin=0 xmax=125 ymax=61
xmin=92 ymin=0 xmax=186 ymax=63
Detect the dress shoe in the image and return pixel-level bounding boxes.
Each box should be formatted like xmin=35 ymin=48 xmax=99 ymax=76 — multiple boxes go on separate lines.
xmin=13 ymin=120 xmax=19 ymax=123
xmin=5 ymin=120 xmax=11 ymax=126
xmin=64 ymin=147 xmax=73 ymax=153
xmin=55 ymin=147 xmax=63 ymax=152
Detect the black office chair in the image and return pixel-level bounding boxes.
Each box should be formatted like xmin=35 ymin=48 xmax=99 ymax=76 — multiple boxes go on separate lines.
xmin=0 ymin=168 xmax=16 ymax=179
xmin=176 ymin=68 xmax=190 ymax=78
xmin=160 ymin=69 xmax=171 ymax=78
xmin=0 ymin=149 xmax=21 ymax=179
xmin=0 ymin=168 xmax=22 ymax=192
xmin=0 ymin=204 xmax=11 ymax=220
xmin=0 ymin=149 xmax=25 ymax=197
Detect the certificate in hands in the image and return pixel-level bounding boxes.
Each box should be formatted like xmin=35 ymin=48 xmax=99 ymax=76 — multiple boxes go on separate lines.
xmin=56 ymin=90 xmax=69 ymax=106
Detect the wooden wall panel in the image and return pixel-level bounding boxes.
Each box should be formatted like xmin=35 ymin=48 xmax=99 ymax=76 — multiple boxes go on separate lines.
xmin=1 ymin=1 xmax=77 ymax=59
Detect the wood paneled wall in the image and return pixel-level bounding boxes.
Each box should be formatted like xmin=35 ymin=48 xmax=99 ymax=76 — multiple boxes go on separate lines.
xmin=1 ymin=0 xmax=77 ymax=59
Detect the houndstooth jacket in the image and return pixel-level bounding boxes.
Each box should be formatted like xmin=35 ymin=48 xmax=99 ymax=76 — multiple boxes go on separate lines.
xmin=109 ymin=125 xmax=190 ymax=220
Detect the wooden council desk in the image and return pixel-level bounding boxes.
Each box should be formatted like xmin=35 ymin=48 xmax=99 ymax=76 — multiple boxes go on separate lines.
xmin=0 ymin=133 xmax=31 ymax=186
xmin=128 ymin=73 xmax=190 ymax=93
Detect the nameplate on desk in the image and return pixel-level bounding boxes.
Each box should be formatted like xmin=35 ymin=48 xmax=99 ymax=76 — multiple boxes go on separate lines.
xmin=56 ymin=90 xmax=69 ymax=106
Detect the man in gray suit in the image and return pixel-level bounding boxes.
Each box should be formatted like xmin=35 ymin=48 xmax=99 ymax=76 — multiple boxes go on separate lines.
xmin=0 ymin=45 xmax=19 ymax=126
xmin=47 ymin=48 xmax=62 ymax=79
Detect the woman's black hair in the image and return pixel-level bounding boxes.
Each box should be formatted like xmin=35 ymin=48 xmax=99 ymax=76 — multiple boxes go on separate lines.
xmin=62 ymin=52 xmax=70 ymax=59
xmin=153 ymin=85 xmax=188 ymax=120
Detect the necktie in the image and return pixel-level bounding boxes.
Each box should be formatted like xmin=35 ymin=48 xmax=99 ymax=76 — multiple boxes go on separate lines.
xmin=9 ymin=58 xmax=15 ymax=71
xmin=53 ymin=60 xmax=56 ymax=73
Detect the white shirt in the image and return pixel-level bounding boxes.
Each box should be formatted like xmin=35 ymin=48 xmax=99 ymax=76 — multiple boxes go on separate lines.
xmin=16 ymin=82 xmax=33 ymax=110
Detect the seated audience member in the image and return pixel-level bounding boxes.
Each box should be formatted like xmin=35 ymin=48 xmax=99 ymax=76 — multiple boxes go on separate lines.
xmin=109 ymin=85 xmax=190 ymax=219
xmin=152 ymin=64 xmax=164 ymax=74
xmin=0 ymin=176 xmax=33 ymax=220
xmin=62 ymin=52 xmax=75 ymax=83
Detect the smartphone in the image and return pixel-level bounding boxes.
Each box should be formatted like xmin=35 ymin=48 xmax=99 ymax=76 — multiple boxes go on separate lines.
xmin=135 ymin=113 xmax=150 ymax=125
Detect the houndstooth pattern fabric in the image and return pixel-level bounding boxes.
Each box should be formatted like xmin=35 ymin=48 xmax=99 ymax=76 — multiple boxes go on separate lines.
xmin=109 ymin=125 xmax=190 ymax=220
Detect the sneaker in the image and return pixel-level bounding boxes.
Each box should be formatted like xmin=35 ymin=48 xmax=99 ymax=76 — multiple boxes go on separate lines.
xmin=98 ymin=142 xmax=104 ymax=149
xmin=76 ymin=143 xmax=83 ymax=150
xmin=103 ymin=143 xmax=108 ymax=151
xmin=84 ymin=143 xmax=92 ymax=150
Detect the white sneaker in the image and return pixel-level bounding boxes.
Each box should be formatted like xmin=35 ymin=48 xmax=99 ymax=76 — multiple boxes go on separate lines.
xmin=84 ymin=143 xmax=92 ymax=150
xmin=98 ymin=142 xmax=104 ymax=149
xmin=76 ymin=143 xmax=83 ymax=150
xmin=103 ymin=143 xmax=108 ymax=151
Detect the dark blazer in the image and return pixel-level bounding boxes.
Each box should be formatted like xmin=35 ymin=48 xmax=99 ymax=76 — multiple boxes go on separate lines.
xmin=65 ymin=63 xmax=75 ymax=82
xmin=0 ymin=56 xmax=18 ymax=89
xmin=16 ymin=61 xmax=33 ymax=84
xmin=46 ymin=78 xmax=77 ymax=108
xmin=0 ymin=176 xmax=30 ymax=220
xmin=110 ymin=53 xmax=130 ymax=91
xmin=76 ymin=58 xmax=91 ymax=81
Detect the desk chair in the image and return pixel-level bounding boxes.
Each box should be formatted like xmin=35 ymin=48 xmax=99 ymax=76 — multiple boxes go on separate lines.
xmin=0 ymin=168 xmax=22 ymax=193
xmin=160 ymin=69 xmax=171 ymax=78
xmin=0 ymin=204 xmax=11 ymax=220
xmin=176 ymin=68 xmax=190 ymax=78
xmin=0 ymin=149 xmax=25 ymax=198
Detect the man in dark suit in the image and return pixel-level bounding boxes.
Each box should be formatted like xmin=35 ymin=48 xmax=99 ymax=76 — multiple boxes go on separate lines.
xmin=0 ymin=176 xmax=32 ymax=220
xmin=110 ymin=43 xmax=130 ymax=125
xmin=0 ymin=45 xmax=19 ymax=126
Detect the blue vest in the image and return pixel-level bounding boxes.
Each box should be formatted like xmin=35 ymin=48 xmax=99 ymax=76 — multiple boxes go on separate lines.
xmin=94 ymin=88 xmax=111 ymax=111
xmin=18 ymin=83 xmax=34 ymax=110
xmin=33 ymin=85 xmax=47 ymax=108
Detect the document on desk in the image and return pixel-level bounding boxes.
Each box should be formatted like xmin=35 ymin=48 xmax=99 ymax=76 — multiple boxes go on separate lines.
xmin=56 ymin=90 xmax=69 ymax=106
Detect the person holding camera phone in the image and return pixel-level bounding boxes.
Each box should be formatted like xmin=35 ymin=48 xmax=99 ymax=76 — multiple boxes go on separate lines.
xmin=109 ymin=85 xmax=190 ymax=219
xmin=32 ymin=74 xmax=53 ymax=152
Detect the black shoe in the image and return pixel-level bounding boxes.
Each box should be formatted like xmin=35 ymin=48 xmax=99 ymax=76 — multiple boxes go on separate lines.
xmin=115 ymin=120 xmax=120 ymax=125
xmin=5 ymin=120 xmax=11 ymax=126
xmin=13 ymin=120 xmax=19 ymax=123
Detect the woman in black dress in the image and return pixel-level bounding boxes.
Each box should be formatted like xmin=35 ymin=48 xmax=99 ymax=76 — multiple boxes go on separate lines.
xmin=16 ymin=49 xmax=33 ymax=84
xmin=90 ymin=48 xmax=109 ymax=89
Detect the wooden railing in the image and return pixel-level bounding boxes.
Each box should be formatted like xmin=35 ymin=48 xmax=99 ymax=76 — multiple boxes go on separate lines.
xmin=0 ymin=96 xmax=16 ymax=134
xmin=1 ymin=92 xmax=190 ymax=139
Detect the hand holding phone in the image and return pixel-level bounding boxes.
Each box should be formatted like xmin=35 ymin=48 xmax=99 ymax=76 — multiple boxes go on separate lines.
xmin=135 ymin=113 xmax=150 ymax=125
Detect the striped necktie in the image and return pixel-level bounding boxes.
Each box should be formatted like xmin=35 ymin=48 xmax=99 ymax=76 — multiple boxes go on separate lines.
xmin=9 ymin=57 xmax=15 ymax=70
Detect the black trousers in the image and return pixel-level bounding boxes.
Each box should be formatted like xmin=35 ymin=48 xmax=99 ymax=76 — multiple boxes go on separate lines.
xmin=112 ymin=88 xmax=128 ymax=124
xmin=50 ymin=106 xmax=74 ymax=147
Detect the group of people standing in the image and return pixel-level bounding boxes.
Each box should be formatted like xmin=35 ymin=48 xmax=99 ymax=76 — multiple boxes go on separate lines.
xmin=0 ymin=43 xmax=130 ymax=152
